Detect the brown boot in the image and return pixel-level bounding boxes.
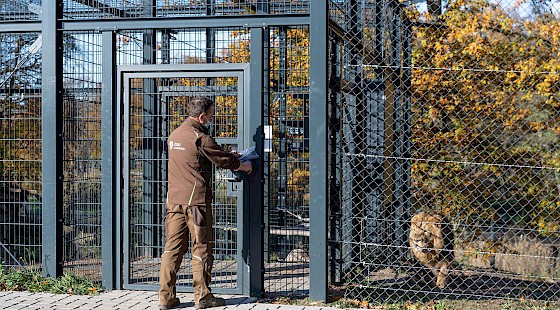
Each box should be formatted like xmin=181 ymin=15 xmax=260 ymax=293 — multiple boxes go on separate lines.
xmin=159 ymin=297 xmax=180 ymax=310
xmin=196 ymin=295 xmax=225 ymax=309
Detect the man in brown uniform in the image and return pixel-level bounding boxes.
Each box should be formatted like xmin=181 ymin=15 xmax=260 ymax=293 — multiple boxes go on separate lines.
xmin=159 ymin=97 xmax=252 ymax=310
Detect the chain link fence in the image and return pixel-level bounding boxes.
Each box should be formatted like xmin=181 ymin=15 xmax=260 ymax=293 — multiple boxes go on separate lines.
xmin=329 ymin=0 xmax=560 ymax=303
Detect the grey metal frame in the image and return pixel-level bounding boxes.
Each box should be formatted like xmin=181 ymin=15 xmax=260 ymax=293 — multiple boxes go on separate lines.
xmin=246 ymin=27 xmax=265 ymax=297
xmin=101 ymin=30 xmax=119 ymax=290
xmin=309 ymin=0 xmax=329 ymax=302
xmin=0 ymin=15 xmax=310 ymax=33
xmin=41 ymin=0 xmax=64 ymax=279
xmin=117 ymin=63 xmax=256 ymax=294
xmin=3 ymin=0 xmax=328 ymax=301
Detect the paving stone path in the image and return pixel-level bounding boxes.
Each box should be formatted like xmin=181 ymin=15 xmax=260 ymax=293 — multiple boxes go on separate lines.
xmin=0 ymin=290 xmax=341 ymax=310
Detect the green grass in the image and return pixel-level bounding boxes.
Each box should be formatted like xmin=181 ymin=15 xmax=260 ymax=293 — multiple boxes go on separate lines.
xmin=0 ymin=263 xmax=103 ymax=295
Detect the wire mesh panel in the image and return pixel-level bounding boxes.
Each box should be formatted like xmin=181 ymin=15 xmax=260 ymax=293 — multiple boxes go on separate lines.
xmin=329 ymin=0 xmax=560 ymax=304
xmin=124 ymin=74 xmax=243 ymax=292
xmin=0 ymin=32 xmax=42 ymax=269
xmin=265 ymin=25 xmax=310 ymax=296
xmin=62 ymin=32 xmax=103 ymax=281
xmin=62 ymin=0 xmax=309 ymax=20
xmin=0 ymin=0 xmax=42 ymax=21
xmin=115 ymin=28 xmax=251 ymax=66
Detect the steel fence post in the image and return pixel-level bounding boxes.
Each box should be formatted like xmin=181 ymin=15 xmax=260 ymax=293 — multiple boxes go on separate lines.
xmin=244 ymin=26 xmax=265 ymax=297
xmin=101 ymin=30 xmax=117 ymax=290
xmin=309 ymin=0 xmax=329 ymax=302
xmin=41 ymin=0 xmax=64 ymax=278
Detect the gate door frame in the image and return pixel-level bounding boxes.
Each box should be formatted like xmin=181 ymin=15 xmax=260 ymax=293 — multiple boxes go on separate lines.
xmin=117 ymin=63 xmax=255 ymax=294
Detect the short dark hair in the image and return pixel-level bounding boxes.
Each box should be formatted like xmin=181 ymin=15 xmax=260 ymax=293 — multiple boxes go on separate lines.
xmin=187 ymin=97 xmax=213 ymax=117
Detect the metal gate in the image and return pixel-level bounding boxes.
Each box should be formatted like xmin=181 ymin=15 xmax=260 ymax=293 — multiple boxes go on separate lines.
xmin=119 ymin=64 xmax=250 ymax=294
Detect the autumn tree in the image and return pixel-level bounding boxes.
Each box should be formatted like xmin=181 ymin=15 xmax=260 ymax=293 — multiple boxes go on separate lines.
xmin=410 ymin=0 xmax=560 ymax=236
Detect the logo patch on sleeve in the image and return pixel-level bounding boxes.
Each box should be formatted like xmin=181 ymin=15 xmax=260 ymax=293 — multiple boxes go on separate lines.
xmin=169 ymin=140 xmax=185 ymax=151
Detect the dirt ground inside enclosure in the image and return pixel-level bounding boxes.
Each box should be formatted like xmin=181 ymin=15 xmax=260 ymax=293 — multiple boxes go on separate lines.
xmin=258 ymin=283 xmax=560 ymax=310
xmin=63 ymin=260 xmax=103 ymax=282
xmin=62 ymin=258 xmax=310 ymax=295
xmin=262 ymin=295 xmax=560 ymax=310
xmin=334 ymin=267 xmax=560 ymax=309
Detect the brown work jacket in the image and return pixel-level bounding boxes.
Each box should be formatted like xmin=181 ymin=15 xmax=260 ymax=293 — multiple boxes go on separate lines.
xmin=166 ymin=118 xmax=241 ymax=206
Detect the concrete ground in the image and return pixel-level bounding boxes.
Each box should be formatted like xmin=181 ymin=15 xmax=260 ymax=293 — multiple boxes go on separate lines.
xmin=0 ymin=290 xmax=340 ymax=310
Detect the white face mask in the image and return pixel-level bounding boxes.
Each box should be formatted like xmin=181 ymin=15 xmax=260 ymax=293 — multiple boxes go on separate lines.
xmin=204 ymin=115 xmax=214 ymax=131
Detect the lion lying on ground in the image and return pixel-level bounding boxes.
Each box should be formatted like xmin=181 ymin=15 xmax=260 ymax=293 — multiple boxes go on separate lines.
xmin=409 ymin=210 xmax=454 ymax=288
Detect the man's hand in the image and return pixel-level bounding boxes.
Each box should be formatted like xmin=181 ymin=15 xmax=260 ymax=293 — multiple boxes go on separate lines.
xmin=236 ymin=161 xmax=252 ymax=174
xmin=230 ymin=150 xmax=242 ymax=158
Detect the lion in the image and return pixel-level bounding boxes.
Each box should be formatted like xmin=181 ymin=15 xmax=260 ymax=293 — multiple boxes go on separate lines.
xmin=409 ymin=210 xmax=454 ymax=289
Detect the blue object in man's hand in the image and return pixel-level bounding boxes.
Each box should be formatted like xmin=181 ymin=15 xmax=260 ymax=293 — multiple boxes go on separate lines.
xmin=238 ymin=146 xmax=259 ymax=162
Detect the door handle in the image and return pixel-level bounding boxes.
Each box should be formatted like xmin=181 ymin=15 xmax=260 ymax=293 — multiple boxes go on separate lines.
xmin=223 ymin=177 xmax=242 ymax=182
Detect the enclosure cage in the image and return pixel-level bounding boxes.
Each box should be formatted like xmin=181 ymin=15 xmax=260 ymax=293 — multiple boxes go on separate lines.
xmin=1 ymin=0 xmax=560 ymax=305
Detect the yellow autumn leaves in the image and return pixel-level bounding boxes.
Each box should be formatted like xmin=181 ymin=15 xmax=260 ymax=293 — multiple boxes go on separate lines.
xmin=411 ymin=0 xmax=560 ymax=234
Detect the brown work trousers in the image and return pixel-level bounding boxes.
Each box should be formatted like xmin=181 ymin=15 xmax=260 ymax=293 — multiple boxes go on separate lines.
xmin=159 ymin=202 xmax=214 ymax=305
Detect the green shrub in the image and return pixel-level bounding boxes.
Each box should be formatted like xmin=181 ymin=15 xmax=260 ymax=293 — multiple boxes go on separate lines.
xmin=0 ymin=263 xmax=103 ymax=295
